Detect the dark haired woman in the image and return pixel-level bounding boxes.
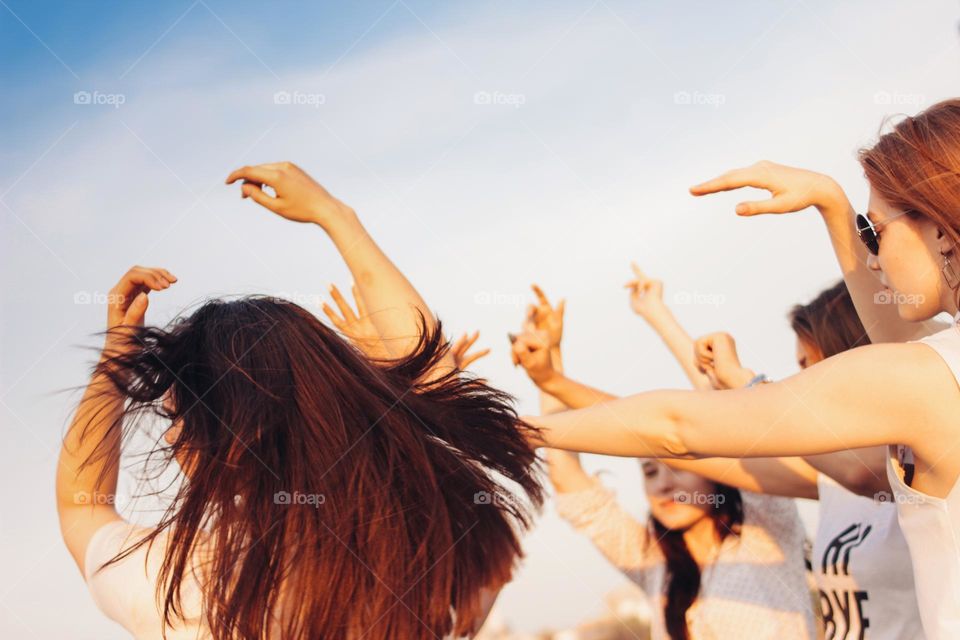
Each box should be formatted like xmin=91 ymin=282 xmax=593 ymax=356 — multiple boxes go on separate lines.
xmin=514 ymin=288 xmax=814 ymax=640
xmin=55 ymin=162 xmax=543 ymax=639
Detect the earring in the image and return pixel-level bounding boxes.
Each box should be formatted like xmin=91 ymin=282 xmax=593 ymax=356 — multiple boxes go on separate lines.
xmin=942 ymin=250 xmax=960 ymax=289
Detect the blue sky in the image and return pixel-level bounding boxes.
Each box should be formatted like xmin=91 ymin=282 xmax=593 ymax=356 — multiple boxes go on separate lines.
xmin=2 ymin=0 xmax=959 ymax=637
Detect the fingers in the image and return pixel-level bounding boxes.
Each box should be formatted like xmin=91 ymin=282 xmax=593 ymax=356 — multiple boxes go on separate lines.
xmin=461 ymin=348 xmax=491 ymax=369
xmin=556 ymin=299 xmax=566 ymax=319
xmin=690 ymin=164 xmax=774 ymax=196
xmin=240 ymin=182 xmax=279 ymax=209
xmin=328 ymin=284 xmax=357 ymax=323
xmin=630 ymin=262 xmax=645 ymax=279
xmin=734 ymin=196 xmax=792 ymax=216
xmin=122 ymin=291 xmax=150 ymax=326
xmin=321 ymin=302 xmax=346 ymax=331
xmin=351 ymin=284 xmax=368 ymax=317
xmin=225 ymin=165 xmax=279 ymax=186
xmin=531 ymin=284 xmax=550 ymax=308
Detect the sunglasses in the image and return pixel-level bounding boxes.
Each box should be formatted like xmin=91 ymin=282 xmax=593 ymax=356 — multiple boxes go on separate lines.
xmin=855 ymin=210 xmax=916 ymax=256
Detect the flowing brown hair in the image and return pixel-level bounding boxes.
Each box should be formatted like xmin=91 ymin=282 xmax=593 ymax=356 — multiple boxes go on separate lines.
xmin=82 ymin=297 xmax=543 ymax=639
xmin=859 ymin=98 xmax=960 ymax=301
xmin=789 ymin=280 xmax=871 ymax=359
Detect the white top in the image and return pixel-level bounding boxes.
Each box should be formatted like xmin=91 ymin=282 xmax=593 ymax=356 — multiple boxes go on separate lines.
xmin=555 ymin=479 xmax=816 ymax=640
xmin=84 ymin=520 xmax=471 ymax=639
xmin=887 ymin=323 xmax=960 ymax=640
xmin=85 ymin=521 xmax=209 ymax=639
xmin=812 ymin=474 xmax=925 ymax=639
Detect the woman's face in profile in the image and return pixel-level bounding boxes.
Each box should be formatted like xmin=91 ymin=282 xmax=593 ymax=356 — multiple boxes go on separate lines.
xmin=641 ymin=460 xmax=719 ymax=530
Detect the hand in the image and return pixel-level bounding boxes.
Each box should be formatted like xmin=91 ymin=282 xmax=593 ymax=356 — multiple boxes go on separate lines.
xmin=694 ymin=332 xmax=756 ymax=389
xmin=510 ymin=330 xmax=557 ymax=387
xmin=525 ymin=284 xmax=565 ymax=348
xmin=322 ymin=283 xmax=391 ymax=360
xmin=689 ymin=160 xmax=848 ymax=218
xmin=225 ymin=162 xmax=355 ymax=228
xmin=450 ymin=331 xmax=491 ymax=370
xmin=104 ymin=266 xmax=177 ymax=353
xmin=625 ymin=262 xmax=665 ymax=318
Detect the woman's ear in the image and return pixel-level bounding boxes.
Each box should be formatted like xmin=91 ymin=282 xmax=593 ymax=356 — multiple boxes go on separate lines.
xmin=936 ymin=225 xmax=957 ymax=256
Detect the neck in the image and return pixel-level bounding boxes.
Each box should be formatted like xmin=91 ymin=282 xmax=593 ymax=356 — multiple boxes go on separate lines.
xmin=682 ymin=516 xmax=719 ymax=565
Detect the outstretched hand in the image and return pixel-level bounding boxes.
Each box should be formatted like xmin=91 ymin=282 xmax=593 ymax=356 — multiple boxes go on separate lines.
xmin=526 ymin=284 xmax=565 ymax=348
xmin=322 ymin=284 xmax=392 ymax=360
xmin=625 ymin=262 xmax=665 ymax=318
xmin=450 ymin=331 xmax=491 ymax=370
xmin=104 ymin=266 xmax=177 ymax=353
xmin=226 ymin=162 xmax=355 ymax=228
xmin=694 ymin=332 xmax=756 ymax=389
xmin=510 ymin=330 xmax=557 ymax=387
xmin=689 ymin=160 xmax=847 ymax=217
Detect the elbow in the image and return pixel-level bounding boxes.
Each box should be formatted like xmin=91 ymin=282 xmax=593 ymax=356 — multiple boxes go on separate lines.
xmin=659 ymin=410 xmax=696 ymax=459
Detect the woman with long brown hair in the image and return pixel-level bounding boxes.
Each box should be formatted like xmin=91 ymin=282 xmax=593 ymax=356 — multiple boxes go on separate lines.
xmin=522 ymin=98 xmax=960 ymax=639
xmin=55 ymin=162 xmax=543 ymax=639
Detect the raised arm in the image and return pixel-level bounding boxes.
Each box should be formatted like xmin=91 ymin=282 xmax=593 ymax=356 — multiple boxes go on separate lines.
xmin=226 ymin=162 xmax=454 ymax=371
xmin=56 ymin=266 xmax=176 ymax=573
xmin=690 ymin=161 xmax=947 ymax=344
xmin=695 ymin=331 xmax=890 ymax=497
xmin=527 ymin=342 xmax=955 ymax=496
xmin=512 ymin=329 xmax=820 ymax=499
xmin=625 ymin=264 xmax=712 ymax=390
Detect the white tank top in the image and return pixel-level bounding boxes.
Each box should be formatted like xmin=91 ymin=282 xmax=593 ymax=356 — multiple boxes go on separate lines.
xmin=812 ymin=474 xmax=925 ymax=639
xmin=887 ymin=323 xmax=960 ymax=640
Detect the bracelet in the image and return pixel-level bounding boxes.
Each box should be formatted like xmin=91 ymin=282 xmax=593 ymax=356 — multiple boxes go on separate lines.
xmin=746 ymin=373 xmax=771 ymax=387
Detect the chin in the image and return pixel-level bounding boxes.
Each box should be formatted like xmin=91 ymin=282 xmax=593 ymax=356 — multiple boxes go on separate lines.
xmin=897 ymin=300 xmax=939 ymax=322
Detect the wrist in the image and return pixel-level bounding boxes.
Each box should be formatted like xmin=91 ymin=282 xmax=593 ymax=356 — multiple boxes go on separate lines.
xmin=536 ymin=370 xmax=564 ymax=394
xmin=813 ymin=176 xmax=851 ymax=222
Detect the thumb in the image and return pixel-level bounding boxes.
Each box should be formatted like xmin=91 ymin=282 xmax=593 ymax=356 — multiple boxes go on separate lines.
xmin=123 ymin=292 xmax=149 ymax=326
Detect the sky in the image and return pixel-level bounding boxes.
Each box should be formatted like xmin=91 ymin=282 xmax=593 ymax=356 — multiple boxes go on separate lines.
xmin=1 ymin=0 xmax=959 ymax=636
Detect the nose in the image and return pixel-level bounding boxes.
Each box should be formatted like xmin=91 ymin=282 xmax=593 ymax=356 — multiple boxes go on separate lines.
xmin=866 ymin=252 xmax=881 ymax=272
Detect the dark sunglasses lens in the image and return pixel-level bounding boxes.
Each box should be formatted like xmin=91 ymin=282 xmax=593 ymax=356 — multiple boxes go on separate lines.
xmin=855 ymin=214 xmax=879 ymax=255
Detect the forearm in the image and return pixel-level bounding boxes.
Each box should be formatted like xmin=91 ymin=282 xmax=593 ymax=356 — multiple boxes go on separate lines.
xmin=538 ymin=372 xmax=618 ymax=410
xmin=56 ymin=358 xmax=122 ymax=517
xmin=641 ymin=307 xmax=712 ymax=390
xmin=803 ymin=447 xmax=891 ymax=497
xmin=319 ymin=212 xmax=454 ymax=369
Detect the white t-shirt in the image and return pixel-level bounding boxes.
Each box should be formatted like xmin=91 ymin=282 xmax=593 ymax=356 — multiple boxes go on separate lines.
xmin=84 ymin=521 xmax=208 ymax=639
xmin=84 ymin=520 xmax=472 ymax=639
xmin=812 ymin=474 xmax=925 ymax=639
xmin=555 ymin=479 xmax=816 ymax=640
xmin=887 ymin=324 xmax=960 ymax=640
